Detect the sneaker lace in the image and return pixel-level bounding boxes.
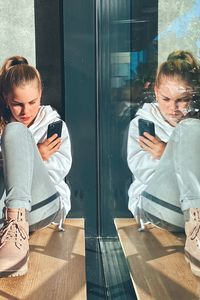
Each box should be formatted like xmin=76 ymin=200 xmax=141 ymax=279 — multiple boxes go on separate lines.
xmin=0 ymin=219 xmax=27 ymax=249
xmin=189 ymin=224 xmax=200 ymax=241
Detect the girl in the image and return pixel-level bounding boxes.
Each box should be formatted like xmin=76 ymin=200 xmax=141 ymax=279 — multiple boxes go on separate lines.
xmin=127 ymin=50 xmax=200 ymax=276
xmin=0 ymin=56 xmax=72 ymax=277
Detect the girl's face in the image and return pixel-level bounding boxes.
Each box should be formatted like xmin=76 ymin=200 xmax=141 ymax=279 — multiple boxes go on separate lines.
xmin=154 ymin=76 xmax=193 ymax=126
xmin=6 ymin=79 xmax=41 ymax=127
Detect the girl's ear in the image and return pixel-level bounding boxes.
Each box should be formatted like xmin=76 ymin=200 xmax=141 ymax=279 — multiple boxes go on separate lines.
xmin=154 ymin=85 xmax=159 ymax=100
xmin=38 ymin=88 xmax=42 ymax=102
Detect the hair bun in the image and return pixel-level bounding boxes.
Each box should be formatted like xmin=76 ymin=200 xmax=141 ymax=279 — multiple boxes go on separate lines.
xmin=10 ymin=57 xmax=28 ymax=67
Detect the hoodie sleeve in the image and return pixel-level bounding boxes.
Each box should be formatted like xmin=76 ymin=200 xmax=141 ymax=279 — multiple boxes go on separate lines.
xmin=127 ymin=118 xmax=159 ymax=184
xmin=44 ymin=121 xmax=72 ymax=184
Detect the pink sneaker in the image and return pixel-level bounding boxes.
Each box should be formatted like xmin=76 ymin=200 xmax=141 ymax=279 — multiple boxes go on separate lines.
xmin=0 ymin=208 xmax=29 ymax=277
xmin=185 ymin=208 xmax=200 ymax=277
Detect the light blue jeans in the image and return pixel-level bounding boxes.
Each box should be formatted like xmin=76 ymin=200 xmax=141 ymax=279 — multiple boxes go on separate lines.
xmin=141 ymin=118 xmax=200 ymax=232
xmin=0 ymin=122 xmax=60 ymax=231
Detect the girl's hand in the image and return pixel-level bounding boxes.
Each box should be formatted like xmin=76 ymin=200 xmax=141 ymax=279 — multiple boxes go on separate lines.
xmin=38 ymin=134 xmax=62 ymax=161
xmin=139 ymin=132 xmax=166 ymax=159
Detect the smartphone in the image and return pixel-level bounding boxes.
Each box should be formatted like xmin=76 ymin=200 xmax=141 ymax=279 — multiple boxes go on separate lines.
xmin=138 ymin=118 xmax=155 ymax=137
xmin=47 ymin=120 xmax=63 ymax=139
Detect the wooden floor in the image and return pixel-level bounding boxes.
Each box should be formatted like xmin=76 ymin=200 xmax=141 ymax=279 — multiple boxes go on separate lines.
xmin=0 ymin=219 xmax=86 ymax=300
xmin=115 ymin=218 xmax=200 ymax=300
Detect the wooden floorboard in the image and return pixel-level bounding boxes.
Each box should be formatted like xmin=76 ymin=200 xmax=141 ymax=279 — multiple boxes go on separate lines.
xmin=0 ymin=219 xmax=86 ymax=300
xmin=115 ymin=218 xmax=200 ymax=300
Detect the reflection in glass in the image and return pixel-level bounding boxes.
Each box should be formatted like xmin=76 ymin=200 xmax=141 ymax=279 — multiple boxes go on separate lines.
xmin=98 ymin=0 xmax=158 ymax=235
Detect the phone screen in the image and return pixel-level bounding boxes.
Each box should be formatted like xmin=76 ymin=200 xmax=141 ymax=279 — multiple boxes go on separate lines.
xmin=138 ymin=118 xmax=155 ymax=137
xmin=47 ymin=120 xmax=63 ymax=139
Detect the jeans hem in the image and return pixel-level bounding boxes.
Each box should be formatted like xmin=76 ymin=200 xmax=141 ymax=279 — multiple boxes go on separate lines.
xmin=181 ymin=199 xmax=200 ymax=211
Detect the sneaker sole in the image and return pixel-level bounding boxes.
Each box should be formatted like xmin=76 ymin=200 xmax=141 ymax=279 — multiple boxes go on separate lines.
xmin=0 ymin=264 xmax=28 ymax=277
xmin=0 ymin=256 xmax=29 ymax=278
xmin=185 ymin=251 xmax=200 ymax=277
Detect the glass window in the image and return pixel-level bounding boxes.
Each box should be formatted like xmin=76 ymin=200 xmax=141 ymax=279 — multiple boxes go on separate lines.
xmin=98 ymin=0 xmax=158 ymax=235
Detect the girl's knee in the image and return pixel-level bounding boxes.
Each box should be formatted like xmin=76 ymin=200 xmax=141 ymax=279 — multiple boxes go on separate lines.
xmin=2 ymin=122 xmax=28 ymax=140
xmin=174 ymin=118 xmax=200 ymax=140
xmin=180 ymin=118 xmax=200 ymax=130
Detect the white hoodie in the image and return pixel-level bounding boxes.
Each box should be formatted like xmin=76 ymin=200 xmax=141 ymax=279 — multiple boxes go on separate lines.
xmin=127 ymin=102 xmax=174 ymax=217
xmin=28 ymin=105 xmax=72 ymax=218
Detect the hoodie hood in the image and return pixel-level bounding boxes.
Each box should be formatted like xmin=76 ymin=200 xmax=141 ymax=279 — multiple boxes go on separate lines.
xmin=29 ymin=105 xmax=61 ymax=143
xmin=135 ymin=102 xmax=174 ymax=142
xmin=30 ymin=105 xmax=60 ymax=129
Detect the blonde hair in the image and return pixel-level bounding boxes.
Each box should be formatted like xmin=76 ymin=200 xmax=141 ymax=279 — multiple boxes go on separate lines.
xmin=155 ymin=50 xmax=200 ymax=88
xmin=167 ymin=50 xmax=198 ymax=68
xmin=0 ymin=56 xmax=42 ymax=131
